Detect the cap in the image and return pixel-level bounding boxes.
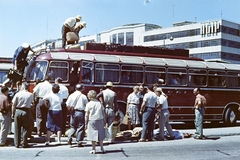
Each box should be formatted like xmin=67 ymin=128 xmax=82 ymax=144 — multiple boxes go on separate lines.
xmin=155 ymin=87 xmax=162 ymax=92
xmin=105 ymin=81 xmax=113 ymax=87
xmin=75 ymin=84 xmax=84 ymax=90
xmin=76 ymin=15 xmax=82 ymax=21
xmin=22 ymin=43 xmax=29 ymax=49
xmin=80 ymin=21 xmax=86 ymax=28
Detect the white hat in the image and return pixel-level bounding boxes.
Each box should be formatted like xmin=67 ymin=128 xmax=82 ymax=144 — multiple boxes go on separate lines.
xmin=76 ymin=15 xmax=82 ymax=21
xmin=80 ymin=21 xmax=86 ymax=28
xmin=105 ymin=81 xmax=113 ymax=87
xmin=155 ymin=87 xmax=162 ymax=92
xmin=22 ymin=43 xmax=29 ymax=49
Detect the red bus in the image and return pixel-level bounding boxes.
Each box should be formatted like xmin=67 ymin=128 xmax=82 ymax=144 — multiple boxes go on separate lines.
xmin=24 ymin=43 xmax=240 ymax=126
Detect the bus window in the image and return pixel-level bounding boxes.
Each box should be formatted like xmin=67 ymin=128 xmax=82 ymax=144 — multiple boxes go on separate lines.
xmin=226 ymin=71 xmax=240 ymax=88
xmin=82 ymin=61 xmax=93 ymax=83
xmin=188 ymin=69 xmax=207 ymax=86
xmin=145 ymin=67 xmax=165 ymax=85
xmin=26 ymin=61 xmax=48 ymax=81
xmin=208 ymin=70 xmax=226 ymax=87
xmin=121 ymin=65 xmax=143 ymax=84
xmin=167 ymin=68 xmax=187 ymax=85
xmin=95 ymin=63 xmax=120 ymax=83
xmin=48 ymin=61 xmax=69 ymax=81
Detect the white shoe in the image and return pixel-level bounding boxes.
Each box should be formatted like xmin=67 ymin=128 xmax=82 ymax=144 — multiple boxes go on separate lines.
xmin=45 ymin=141 xmax=50 ymax=146
xmin=89 ymin=150 xmax=96 ymax=154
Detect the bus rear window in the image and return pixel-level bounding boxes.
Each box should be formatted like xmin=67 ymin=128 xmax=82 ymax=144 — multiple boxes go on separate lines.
xmin=48 ymin=61 xmax=69 ymax=81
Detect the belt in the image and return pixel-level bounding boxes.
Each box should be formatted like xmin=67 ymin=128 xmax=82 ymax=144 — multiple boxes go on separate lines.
xmin=74 ymin=109 xmax=85 ymax=112
xmin=16 ymin=108 xmax=30 ymax=110
xmin=129 ymin=103 xmax=138 ymax=105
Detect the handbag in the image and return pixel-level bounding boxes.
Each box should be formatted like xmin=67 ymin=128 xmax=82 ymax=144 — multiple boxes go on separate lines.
xmin=122 ymin=115 xmax=130 ymax=125
xmin=105 ymin=127 xmax=110 ymax=139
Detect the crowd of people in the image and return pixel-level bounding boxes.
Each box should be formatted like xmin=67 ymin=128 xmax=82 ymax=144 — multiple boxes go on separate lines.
xmin=0 ymin=76 xmax=208 ymax=152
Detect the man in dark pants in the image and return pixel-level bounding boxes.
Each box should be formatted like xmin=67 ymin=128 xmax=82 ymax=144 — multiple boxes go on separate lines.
xmin=62 ymin=15 xmax=82 ymax=48
xmin=11 ymin=83 xmax=33 ymax=148
xmin=66 ymin=84 xmax=88 ymax=147
xmin=33 ymin=76 xmax=52 ymax=137
xmin=139 ymin=85 xmax=158 ymax=142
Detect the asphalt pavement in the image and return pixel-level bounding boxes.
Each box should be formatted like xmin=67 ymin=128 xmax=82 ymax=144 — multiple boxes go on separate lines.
xmin=6 ymin=124 xmax=240 ymax=145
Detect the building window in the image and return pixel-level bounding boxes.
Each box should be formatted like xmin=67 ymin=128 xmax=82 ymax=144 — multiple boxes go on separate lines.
xmin=126 ymin=32 xmax=134 ymax=45
xmin=118 ymin=33 xmax=124 ymax=45
xmin=112 ymin=34 xmax=117 ymax=43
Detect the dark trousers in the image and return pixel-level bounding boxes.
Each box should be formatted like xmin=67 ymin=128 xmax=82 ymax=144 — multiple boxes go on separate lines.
xmin=36 ymin=99 xmax=48 ymax=135
xmin=68 ymin=110 xmax=85 ymax=143
xmin=62 ymin=25 xmax=70 ymax=48
xmin=141 ymin=107 xmax=156 ymax=140
xmin=61 ymin=99 xmax=67 ymax=135
xmin=14 ymin=108 xmax=30 ymax=147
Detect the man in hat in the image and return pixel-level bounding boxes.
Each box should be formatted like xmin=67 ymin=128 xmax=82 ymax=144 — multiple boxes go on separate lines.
xmin=96 ymin=81 xmax=118 ymax=144
xmin=62 ymin=15 xmax=82 ymax=48
xmin=12 ymin=43 xmax=35 ymax=73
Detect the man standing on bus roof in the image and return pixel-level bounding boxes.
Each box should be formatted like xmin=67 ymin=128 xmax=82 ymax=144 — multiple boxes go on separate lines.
xmin=96 ymin=81 xmax=118 ymax=144
xmin=193 ymin=88 xmax=206 ymax=140
xmin=62 ymin=15 xmax=82 ymax=48
xmin=12 ymin=43 xmax=35 ymax=73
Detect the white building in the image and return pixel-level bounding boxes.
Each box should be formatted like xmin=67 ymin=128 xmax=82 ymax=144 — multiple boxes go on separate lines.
xmin=80 ymin=19 xmax=240 ymax=64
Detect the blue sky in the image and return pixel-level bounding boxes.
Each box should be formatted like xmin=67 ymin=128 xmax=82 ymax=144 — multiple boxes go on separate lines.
xmin=1 ymin=0 xmax=240 ymax=57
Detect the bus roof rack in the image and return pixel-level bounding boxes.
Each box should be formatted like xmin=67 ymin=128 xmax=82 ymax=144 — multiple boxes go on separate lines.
xmin=84 ymin=42 xmax=189 ymax=57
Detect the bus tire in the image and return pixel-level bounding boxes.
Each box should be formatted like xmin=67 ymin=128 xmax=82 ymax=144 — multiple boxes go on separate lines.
xmin=224 ymin=108 xmax=237 ymax=126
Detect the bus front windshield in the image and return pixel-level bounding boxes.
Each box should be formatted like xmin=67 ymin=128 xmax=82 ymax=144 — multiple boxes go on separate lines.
xmin=25 ymin=61 xmax=48 ymax=81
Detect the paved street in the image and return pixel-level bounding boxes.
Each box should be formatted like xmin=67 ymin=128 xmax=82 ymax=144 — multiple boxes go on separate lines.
xmin=1 ymin=122 xmax=240 ymax=160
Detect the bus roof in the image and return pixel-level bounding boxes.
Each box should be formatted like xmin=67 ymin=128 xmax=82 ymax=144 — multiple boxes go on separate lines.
xmin=35 ymin=50 xmax=240 ymax=71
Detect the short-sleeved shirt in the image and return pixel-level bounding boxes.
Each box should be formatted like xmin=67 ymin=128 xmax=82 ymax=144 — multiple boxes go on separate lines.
xmin=59 ymin=84 xmax=69 ymax=99
xmin=194 ymin=94 xmax=206 ymax=108
xmin=12 ymin=90 xmax=33 ymax=109
xmin=12 ymin=46 xmax=30 ymax=64
xmin=33 ymin=80 xmax=52 ymax=98
xmin=0 ymin=94 xmax=10 ymax=112
xmin=43 ymin=92 xmax=62 ymax=111
xmin=66 ymin=90 xmax=88 ymax=110
xmin=85 ymin=99 xmax=104 ymax=120
xmin=157 ymin=94 xmax=168 ymax=109
xmin=63 ymin=17 xmax=77 ymax=29
xmin=143 ymin=91 xmax=158 ymax=108
xmin=127 ymin=92 xmax=140 ymax=104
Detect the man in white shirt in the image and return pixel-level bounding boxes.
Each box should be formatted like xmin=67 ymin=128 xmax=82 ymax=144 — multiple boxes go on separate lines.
xmin=62 ymin=15 xmax=82 ymax=48
xmin=139 ymin=85 xmax=158 ymax=142
xmin=12 ymin=83 xmax=33 ymax=148
xmin=33 ymin=76 xmax=52 ymax=137
xmin=66 ymin=84 xmax=88 ymax=147
xmin=155 ymin=87 xmax=174 ymax=141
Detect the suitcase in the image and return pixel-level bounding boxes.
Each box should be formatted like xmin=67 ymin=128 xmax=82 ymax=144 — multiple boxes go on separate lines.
xmin=7 ymin=68 xmax=22 ymax=82
xmin=66 ymin=32 xmax=79 ymax=42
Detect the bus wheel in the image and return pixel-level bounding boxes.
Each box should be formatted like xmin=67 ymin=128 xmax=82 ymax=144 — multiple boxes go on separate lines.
xmin=224 ymin=108 xmax=237 ymax=126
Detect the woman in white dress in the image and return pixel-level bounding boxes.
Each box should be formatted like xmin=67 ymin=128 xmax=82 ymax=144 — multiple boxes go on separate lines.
xmin=85 ymin=90 xmax=106 ymax=154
